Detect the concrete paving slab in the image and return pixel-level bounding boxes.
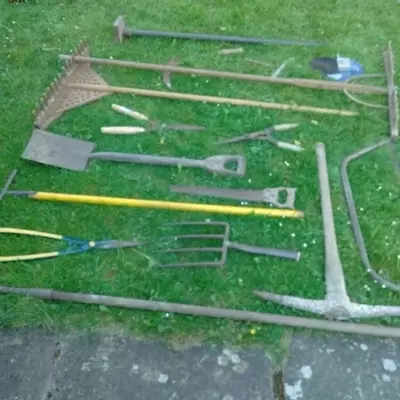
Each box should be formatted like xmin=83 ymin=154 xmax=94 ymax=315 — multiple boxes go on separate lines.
xmin=283 ymin=334 xmax=400 ymax=400
xmin=51 ymin=333 xmax=273 ymax=400
xmin=0 ymin=329 xmax=58 ymax=400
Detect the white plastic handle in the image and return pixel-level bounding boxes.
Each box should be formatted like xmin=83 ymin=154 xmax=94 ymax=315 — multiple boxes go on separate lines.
xmin=111 ymin=104 xmax=148 ymax=121
xmin=277 ymin=141 xmax=304 ymax=152
xmin=101 ymin=126 xmax=146 ymax=135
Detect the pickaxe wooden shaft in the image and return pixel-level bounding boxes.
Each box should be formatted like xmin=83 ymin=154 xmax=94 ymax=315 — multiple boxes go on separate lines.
xmin=66 ymin=83 xmax=358 ymax=116
xmin=59 ymin=54 xmax=387 ymax=95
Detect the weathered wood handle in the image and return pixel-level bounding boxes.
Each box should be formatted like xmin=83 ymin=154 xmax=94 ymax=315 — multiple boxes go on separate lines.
xmin=101 ymin=126 xmax=146 ymax=134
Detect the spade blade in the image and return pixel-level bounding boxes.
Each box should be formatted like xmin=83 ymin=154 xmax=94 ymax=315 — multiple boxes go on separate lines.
xmin=21 ymin=129 xmax=94 ymax=171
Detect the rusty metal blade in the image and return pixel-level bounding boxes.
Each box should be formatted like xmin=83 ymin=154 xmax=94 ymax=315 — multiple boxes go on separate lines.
xmin=163 ymin=58 xmax=180 ymax=89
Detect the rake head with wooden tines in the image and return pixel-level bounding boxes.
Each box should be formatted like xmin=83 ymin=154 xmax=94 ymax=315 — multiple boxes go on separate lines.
xmin=155 ymin=221 xmax=300 ymax=268
xmin=34 ymin=40 xmax=110 ymax=129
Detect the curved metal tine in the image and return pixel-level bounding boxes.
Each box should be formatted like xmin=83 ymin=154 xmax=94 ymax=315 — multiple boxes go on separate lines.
xmin=160 ymin=233 xmax=225 ymax=240
xmin=163 ymin=221 xmax=228 ymax=228
xmin=155 ymin=221 xmax=229 ymax=267
xmin=160 ymin=247 xmax=224 ymax=253
xmin=343 ymin=74 xmax=387 ymax=109
xmin=155 ymin=260 xmax=224 ymax=268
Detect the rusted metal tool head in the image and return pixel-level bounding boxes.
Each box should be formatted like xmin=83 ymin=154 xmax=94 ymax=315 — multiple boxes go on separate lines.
xmin=156 ymin=221 xmax=230 ymax=268
xmin=114 ymin=16 xmax=126 ymax=43
xmin=22 ymin=129 xmax=96 ymax=171
xmin=35 ymin=40 xmax=109 ymax=129
xmin=155 ymin=221 xmax=300 ymax=268
xmin=0 ymin=170 xmax=17 ymax=201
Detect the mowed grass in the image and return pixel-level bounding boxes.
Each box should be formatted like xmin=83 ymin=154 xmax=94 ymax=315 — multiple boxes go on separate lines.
xmin=0 ymin=0 xmax=399 ymax=355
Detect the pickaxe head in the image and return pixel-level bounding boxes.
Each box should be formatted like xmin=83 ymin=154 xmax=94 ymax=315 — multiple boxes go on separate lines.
xmin=114 ymin=16 xmax=125 ymax=43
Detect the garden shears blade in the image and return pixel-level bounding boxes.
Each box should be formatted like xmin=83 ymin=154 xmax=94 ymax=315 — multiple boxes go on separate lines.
xmin=218 ymin=123 xmax=304 ymax=151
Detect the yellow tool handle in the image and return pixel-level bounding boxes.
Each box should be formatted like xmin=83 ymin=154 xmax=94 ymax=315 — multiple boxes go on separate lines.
xmin=0 ymin=227 xmax=62 ymax=239
xmin=0 ymin=252 xmax=60 ymax=263
xmin=0 ymin=228 xmax=62 ymax=262
xmin=30 ymin=192 xmax=304 ymax=218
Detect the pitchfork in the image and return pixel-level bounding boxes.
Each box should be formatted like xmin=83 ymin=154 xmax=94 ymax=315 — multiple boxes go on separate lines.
xmin=154 ymin=221 xmax=300 ymax=267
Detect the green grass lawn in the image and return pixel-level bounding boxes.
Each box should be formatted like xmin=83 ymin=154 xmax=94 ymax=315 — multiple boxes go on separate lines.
xmin=0 ymin=0 xmax=399 ymax=357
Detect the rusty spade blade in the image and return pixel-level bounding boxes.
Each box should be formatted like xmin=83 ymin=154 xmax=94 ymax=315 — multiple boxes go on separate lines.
xmin=170 ymin=185 xmax=297 ymax=208
xmin=22 ymin=129 xmax=246 ymax=176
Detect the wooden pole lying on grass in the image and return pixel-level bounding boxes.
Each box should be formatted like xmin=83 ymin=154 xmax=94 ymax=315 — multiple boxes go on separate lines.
xmin=66 ymin=83 xmax=358 ymax=116
xmin=59 ymin=53 xmax=387 ymax=95
xmin=1 ymin=285 xmax=400 ymax=338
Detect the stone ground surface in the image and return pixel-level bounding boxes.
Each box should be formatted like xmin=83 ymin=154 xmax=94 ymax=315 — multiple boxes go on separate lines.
xmin=0 ymin=329 xmax=399 ymax=400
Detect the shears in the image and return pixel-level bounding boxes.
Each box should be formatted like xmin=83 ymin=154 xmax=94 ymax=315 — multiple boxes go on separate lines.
xmin=217 ymin=123 xmax=304 ymax=152
xmin=0 ymin=228 xmax=141 ymax=263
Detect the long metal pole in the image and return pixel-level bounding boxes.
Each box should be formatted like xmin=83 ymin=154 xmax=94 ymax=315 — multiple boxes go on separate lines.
xmin=125 ymin=28 xmax=326 ymax=47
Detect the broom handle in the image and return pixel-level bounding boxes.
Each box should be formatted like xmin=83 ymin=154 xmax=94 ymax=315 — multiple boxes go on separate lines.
xmin=60 ymin=55 xmax=387 ymax=94
xmin=66 ymin=83 xmax=357 ymax=116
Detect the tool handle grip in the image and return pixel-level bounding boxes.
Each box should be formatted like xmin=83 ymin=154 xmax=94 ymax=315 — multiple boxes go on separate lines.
xmin=276 ymin=141 xmax=304 ymax=152
xmin=228 ymin=241 xmax=300 ymax=261
xmin=111 ymin=104 xmax=149 ymax=120
xmin=90 ymin=152 xmax=202 ymax=167
xmin=101 ymin=126 xmax=146 ymax=134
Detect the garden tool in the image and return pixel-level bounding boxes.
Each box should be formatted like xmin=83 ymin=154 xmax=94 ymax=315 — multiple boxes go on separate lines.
xmin=58 ymin=41 xmax=385 ymax=95
xmin=338 ymin=44 xmax=400 ymax=293
xmin=1 ymin=171 xmax=304 ymax=218
xmin=46 ymin=42 xmax=373 ymax=130
xmin=254 ymin=143 xmax=400 ymax=320
xmin=3 ymin=285 xmax=400 ymax=338
xmin=218 ymin=123 xmax=304 ymax=152
xmin=154 ymin=221 xmax=300 ymax=268
xmin=104 ymin=103 xmax=205 ymax=134
xmin=0 ymin=227 xmax=141 ymax=263
xmin=113 ymin=15 xmax=327 ymax=47
xmin=21 ymin=129 xmax=246 ymax=176
xmin=163 ymin=58 xmax=180 ymax=89
xmin=0 ymin=169 xmax=17 ymax=201
xmin=169 ymin=185 xmax=297 ymax=209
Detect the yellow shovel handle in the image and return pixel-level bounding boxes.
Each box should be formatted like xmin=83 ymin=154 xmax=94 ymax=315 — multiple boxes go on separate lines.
xmin=31 ymin=192 xmax=304 ymax=219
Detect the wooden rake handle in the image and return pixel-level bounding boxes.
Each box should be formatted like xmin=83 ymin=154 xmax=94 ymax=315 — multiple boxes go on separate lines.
xmin=66 ymin=83 xmax=358 ymax=117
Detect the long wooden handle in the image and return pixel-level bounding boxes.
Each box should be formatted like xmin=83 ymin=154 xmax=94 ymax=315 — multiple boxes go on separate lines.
xmin=60 ymin=55 xmax=387 ymax=94
xmin=315 ymin=143 xmax=348 ymax=299
xmin=30 ymin=191 xmax=304 ymax=218
xmin=101 ymin=126 xmax=146 ymax=134
xmin=3 ymin=286 xmax=400 ymax=337
xmin=67 ymin=83 xmax=358 ymax=116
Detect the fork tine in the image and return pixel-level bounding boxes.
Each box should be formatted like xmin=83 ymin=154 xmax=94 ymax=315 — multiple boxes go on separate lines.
xmin=154 ymin=220 xmax=229 ymax=268
xmin=163 ymin=221 xmax=228 ymax=228
xmin=161 ymin=234 xmax=225 ymax=240
xmin=159 ymin=247 xmax=224 ymax=254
